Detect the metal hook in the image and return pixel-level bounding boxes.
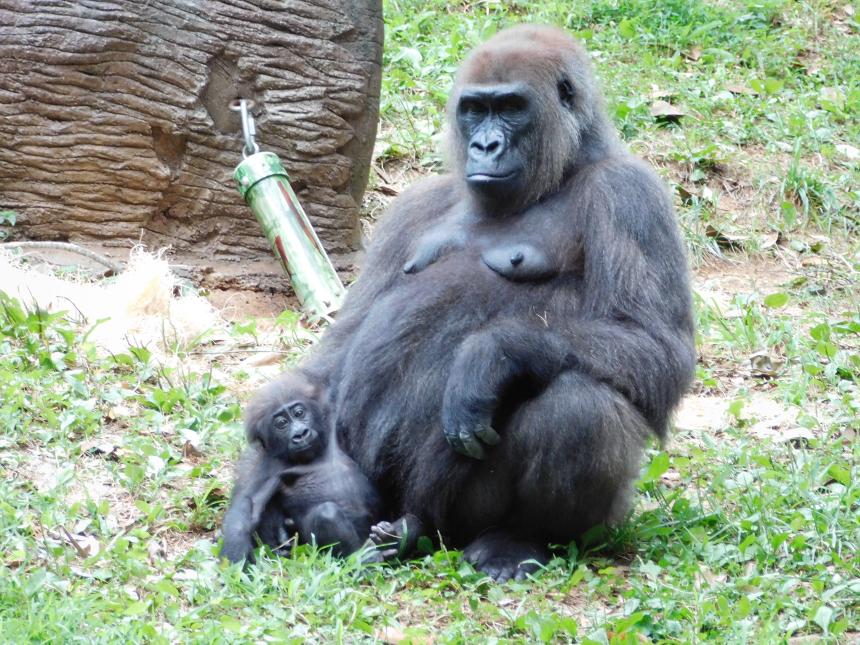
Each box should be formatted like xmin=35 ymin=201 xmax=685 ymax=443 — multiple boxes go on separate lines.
xmin=230 ymin=98 xmax=260 ymax=158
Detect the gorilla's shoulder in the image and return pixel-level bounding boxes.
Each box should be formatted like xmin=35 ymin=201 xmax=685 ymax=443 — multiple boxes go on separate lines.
xmin=577 ymin=154 xmax=678 ymax=245
xmin=583 ymin=154 xmax=667 ymax=197
xmin=376 ymin=174 xmax=461 ymax=232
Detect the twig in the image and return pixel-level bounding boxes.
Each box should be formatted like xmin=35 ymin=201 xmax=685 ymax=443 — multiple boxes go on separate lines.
xmin=189 ymin=348 xmax=291 ymax=356
xmin=1 ymin=241 xmax=122 ymax=273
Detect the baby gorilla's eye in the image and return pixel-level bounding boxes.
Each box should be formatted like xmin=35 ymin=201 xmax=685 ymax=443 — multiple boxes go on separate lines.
xmin=290 ymin=404 xmax=305 ymax=419
xmin=273 ymin=414 xmax=289 ymax=429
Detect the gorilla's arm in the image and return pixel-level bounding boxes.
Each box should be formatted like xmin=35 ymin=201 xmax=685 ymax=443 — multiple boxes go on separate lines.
xmin=403 ymin=227 xmax=467 ymax=274
xmin=303 ymin=176 xmax=460 ymax=382
xmin=443 ymin=163 xmax=694 ymax=457
xmin=442 ymin=317 xmax=692 ymax=457
xmin=220 ymin=447 xmax=286 ymax=563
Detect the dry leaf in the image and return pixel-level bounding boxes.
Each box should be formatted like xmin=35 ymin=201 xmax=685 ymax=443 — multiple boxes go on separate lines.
xmin=820 ymin=86 xmax=844 ymax=105
xmin=749 ymin=351 xmax=785 ymax=378
xmin=83 ymin=442 xmax=121 ymax=461
xmin=376 ymin=185 xmax=400 ymax=197
xmin=649 ymin=84 xmax=675 ymax=99
xmin=760 ymin=232 xmax=780 ymax=250
xmin=705 ymin=224 xmax=749 ymax=249
xmin=685 ymin=46 xmax=702 ymax=61
xmin=726 ymin=83 xmax=757 ymax=95
xmin=650 ymin=100 xmax=686 ymax=121
xmin=182 ymin=440 xmax=203 ymax=459
xmin=676 ymin=185 xmax=696 ymax=205
xmin=61 ymin=527 xmax=101 ymax=557
xmin=752 ymin=425 xmax=815 ymax=445
xmin=242 ymin=351 xmax=285 ymax=368
xmin=835 ymin=143 xmax=859 ymax=161
xmin=375 ymin=626 xmax=434 ymax=645
xmin=107 ymin=404 xmax=133 ymax=420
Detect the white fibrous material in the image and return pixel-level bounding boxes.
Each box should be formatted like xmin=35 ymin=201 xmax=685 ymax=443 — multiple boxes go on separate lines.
xmin=0 ymin=247 xmax=223 ymax=358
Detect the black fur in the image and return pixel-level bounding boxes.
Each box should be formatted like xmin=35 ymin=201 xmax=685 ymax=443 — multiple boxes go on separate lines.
xmin=220 ymin=373 xmax=383 ymax=563
xmin=254 ymin=26 xmax=695 ymax=581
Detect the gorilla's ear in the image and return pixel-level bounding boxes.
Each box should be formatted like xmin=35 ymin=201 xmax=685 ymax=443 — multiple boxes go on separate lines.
xmin=244 ymin=396 xmax=274 ymax=444
xmin=558 ymin=78 xmax=575 ymax=110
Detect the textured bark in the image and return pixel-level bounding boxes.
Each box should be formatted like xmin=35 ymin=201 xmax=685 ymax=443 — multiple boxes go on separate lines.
xmin=0 ymin=0 xmax=382 ymax=273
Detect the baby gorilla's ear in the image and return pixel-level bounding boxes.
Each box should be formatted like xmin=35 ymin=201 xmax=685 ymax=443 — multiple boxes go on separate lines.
xmin=244 ymin=384 xmax=283 ymax=444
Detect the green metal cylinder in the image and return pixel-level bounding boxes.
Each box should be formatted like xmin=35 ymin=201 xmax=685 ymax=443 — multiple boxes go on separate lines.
xmin=234 ymin=151 xmax=345 ymax=320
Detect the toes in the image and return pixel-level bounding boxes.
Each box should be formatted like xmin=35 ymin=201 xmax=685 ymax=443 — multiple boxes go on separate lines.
xmin=483 ymin=562 xmax=503 ymax=581
xmin=475 ymin=559 xmax=534 ymax=582
xmin=370 ymin=521 xmax=396 ymax=543
xmin=463 ymin=532 xmax=548 ymax=582
xmin=513 ymin=563 xmax=535 ymax=581
xmin=462 ymin=542 xmax=486 ymax=566
xmin=475 ymin=559 xmax=516 ymax=582
xmin=359 ymin=545 xmax=384 ymax=564
xmin=495 ymin=564 xmax=516 ymax=583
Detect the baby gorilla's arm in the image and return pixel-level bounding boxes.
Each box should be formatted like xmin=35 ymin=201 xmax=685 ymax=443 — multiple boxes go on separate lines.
xmin=482 ymin=243 xmax=556 ymax=281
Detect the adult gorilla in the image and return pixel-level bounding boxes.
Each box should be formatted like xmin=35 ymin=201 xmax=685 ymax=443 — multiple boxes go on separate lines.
xmin=265 ymin=25 xmax=695 ymax=581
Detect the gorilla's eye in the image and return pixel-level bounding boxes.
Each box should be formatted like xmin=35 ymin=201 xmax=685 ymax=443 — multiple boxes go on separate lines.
xmin=290 ymin=404 xmax=306 ymax=418
xmin=459 ymin=98 xmax=487 ymax=117
xmin=557 ymin=78 xmax=575 ymax=109
xmin=274 ymin=414 xmax=289 ymax=429
xmin=494 ymin=94 xmax=527 ymax=114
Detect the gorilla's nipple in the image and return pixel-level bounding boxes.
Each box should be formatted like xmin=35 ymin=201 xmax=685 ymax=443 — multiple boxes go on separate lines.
xmin=510 ymin=251 xmax=524 ymax=266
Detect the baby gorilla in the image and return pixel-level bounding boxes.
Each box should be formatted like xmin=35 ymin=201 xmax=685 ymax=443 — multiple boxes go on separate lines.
xmin=220 ymin=373 xmax=383 ymax=563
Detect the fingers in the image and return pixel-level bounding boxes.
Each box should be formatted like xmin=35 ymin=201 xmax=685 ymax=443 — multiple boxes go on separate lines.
xmin=474 ymin=424 xmax=500 ymax=446
xmin=458 ymin=427 xmax=486 ymax=459
xmin=443 ymin=418 xmax=498 ymax=459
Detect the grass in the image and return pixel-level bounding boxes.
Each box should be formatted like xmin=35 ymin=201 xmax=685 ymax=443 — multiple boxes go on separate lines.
xmin=2 ymin=0 xmax=859 ymax=642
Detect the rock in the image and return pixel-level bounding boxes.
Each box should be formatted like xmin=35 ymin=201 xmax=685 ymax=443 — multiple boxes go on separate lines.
xmin=0 ymin=0 xmax=383 ymax=284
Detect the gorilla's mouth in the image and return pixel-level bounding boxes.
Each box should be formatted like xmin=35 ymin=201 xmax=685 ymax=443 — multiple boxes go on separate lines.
xmin=467 ymin=171 xmax=517 ymax=183
xmin=290 ymin=430 xmax=318 ymax=452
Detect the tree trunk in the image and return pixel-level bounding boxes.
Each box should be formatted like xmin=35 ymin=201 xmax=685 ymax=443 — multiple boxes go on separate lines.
xmin=0 ymin=0 xmax=382 ymax=286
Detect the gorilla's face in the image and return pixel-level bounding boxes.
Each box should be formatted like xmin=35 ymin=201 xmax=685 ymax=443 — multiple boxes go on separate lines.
xmin=456 ymin=82 xmax=534 ymax=207
xmin=268 ymin=400 xmax=326 ymax=464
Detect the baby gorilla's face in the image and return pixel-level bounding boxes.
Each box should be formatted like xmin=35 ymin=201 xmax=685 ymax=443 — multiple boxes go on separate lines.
xmin=268 ymin=400 xmax=326 ymax=463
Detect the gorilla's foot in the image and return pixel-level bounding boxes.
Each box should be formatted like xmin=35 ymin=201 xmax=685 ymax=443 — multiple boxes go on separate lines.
xmin=463 ymin=530 xmax=549 ymax=582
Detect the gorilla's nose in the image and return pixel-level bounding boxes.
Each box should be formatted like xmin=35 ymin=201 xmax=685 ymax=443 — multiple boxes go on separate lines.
xmin=292 ymin=427 xmax=310 ymax=442
xmin=469 ymin=131 xmax=503 ymax=160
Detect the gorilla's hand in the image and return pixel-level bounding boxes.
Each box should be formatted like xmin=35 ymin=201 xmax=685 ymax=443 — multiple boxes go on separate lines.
xmin=442 ymin=380 xmax=500 ymax=459
xmin=403 ymin=228 xmax=466 ymax=274
xmin=442 ymin=330 xmax=510 ymax=458
xmin=442 ymin=322 xmax=573 ymax=458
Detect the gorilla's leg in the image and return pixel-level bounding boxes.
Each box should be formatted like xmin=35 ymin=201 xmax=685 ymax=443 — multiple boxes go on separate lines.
xmin=448 ymin=371 xmax=650 ymax=581
xmin=255 ymin=502 xmax=294 ymax=555
xmin=462 ymin=531 xmax=549 ymax=582
xmin=297 ymin=501 xmax=364 ymax=557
